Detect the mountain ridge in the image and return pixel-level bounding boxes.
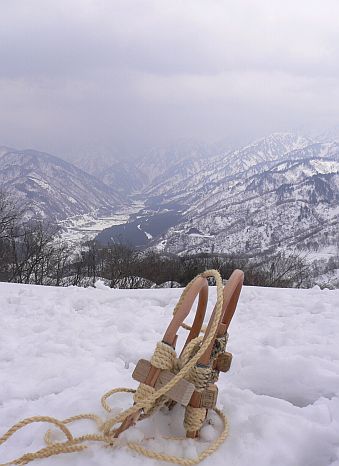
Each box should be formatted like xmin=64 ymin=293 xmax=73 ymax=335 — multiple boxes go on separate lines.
xmin=0 ymin=148 xmax=123 ymax=220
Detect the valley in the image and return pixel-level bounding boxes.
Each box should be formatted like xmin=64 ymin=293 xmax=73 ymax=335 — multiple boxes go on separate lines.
xmin=1 ymin=133 xmax=338 ymax=288
xmin=58 ymin=202 xmax=143 ymax=248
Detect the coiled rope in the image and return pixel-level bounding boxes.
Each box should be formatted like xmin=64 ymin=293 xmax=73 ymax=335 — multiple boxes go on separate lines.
xmin=0 ymin=270 xmax=229 ymax=465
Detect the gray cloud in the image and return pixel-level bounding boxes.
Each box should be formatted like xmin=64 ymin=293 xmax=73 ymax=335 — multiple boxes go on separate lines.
xmin=1 ymin=0 xmax=339 ymax=157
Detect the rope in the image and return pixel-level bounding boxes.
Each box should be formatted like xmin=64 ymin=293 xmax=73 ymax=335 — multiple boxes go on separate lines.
xmin=101 ymin=387 xmax=136 ymax=413
xmin=177 ymin=336 xmax=203 ymax=369
xmin=151 ymin=341 xmax=176 ymax=370
xmin=183 ymin=406 xmax=207 ymax=432
xmin=0 ymin=269 xmax=229 ymax=466
xmin=133 ymin=383 xmax=166 ymax=416
xmin=188 ymin=365 xmax=212 ymax=391
xmin=127 ymin=407 xmax=229 ymax=466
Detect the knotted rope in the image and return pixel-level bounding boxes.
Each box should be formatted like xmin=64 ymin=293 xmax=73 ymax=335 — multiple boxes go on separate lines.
xmin=0 ymin=269 xmax=229 ymax=466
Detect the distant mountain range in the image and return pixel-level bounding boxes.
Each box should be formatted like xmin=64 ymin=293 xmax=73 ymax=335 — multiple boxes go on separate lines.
xmin=154 ymin=156 xmax=339 ymax=257
xmin=69 ymin=140 xmax=226 ymax=195
xmin=1 ymin=134 xmax=338 ymax=276
xmin=142 ymin=136 xmax=339 ymax=256
xmin=95 ymin=134 xmax=338 ymax=262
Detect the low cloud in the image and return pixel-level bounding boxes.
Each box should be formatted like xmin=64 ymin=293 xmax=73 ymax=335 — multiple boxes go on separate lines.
xmin=1 ymin=0 xmax=338 ymax=156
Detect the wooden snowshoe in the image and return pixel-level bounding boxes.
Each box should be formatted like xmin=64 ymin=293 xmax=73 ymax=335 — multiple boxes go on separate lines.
xmin=115 ymin=269 xmax=244 ymax=439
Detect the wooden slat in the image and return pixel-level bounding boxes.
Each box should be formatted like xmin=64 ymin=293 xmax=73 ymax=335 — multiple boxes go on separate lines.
xmin=155 ymin=371 xmax=195 ymax=406
xmin=132 ymin=359 xmax=152 ymax=383
xmin=187 ymin=385 xmax=218 ymax=409
xmin=132 ymin=359 xmax=195 ymax=406
xmin=201 ymin=384 xmax=218 ymax=409
xmin=217 ymin=323 xmax=227 ymax=338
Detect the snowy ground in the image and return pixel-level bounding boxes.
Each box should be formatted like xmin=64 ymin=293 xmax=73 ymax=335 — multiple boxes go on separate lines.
xmin=58 ymin=202 xmax=144 ymax=247
xmin=0 ymin=282 xmax=338 ymax=466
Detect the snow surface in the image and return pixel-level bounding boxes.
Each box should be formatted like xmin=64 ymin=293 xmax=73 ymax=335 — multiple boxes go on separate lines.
xmin=57 ymin=202 xmax=144 ymax=247
xmin=0 ymin=282 xmax=339 ymax=466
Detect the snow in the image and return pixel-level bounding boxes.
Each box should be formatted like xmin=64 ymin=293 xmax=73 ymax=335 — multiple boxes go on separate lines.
xmin=312 ymin=159 xmax=339 ymax=174
xmin=57 ymin=202 xmax=144 ymax=247
xmin=30 ymin=176 xmax=52 ymax=191
xmin=58 ymin=211 xmax=133 ymax=246
xmin=137 ymin=224 xmax=153 ymax=239
xmin=188 ymin=233 xmax=214 ymax=239
xmin=0 ymin=282 xmax=339 ymax=466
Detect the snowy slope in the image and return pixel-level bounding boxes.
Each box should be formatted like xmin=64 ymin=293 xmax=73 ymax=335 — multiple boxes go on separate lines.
xmin=137 ymin=140 xmax=222 ymax=187
xmin=71 ymin=140 xmax=222 ymax=196
xmin=156 ymin=158 xmax=339 ymax=257
xmin=68 ymin=146 xmax=123 ymax=180
xmin=1 ymin=282 xmax=338 ymax=466
xmin=145 ymin=133 xmax=313 ymax=199
xmin=0 ymin=148 xmax=123 ymax=220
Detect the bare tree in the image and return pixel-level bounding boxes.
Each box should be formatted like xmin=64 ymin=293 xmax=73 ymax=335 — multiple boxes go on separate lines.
xmin=7 ymin=221 xmax=62 ymax=284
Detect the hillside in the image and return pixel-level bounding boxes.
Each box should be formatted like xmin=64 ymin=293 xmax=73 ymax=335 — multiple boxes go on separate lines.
xmin=0 ymin=148 xmax=123 ymax=220
xmin=71 ymin=140 xmax=225 ymax=196
xmin=144 ymin=133 xmax=314 ymax=199
xmin=96 ymin=135 xmax=339 ymax=269
xmin=0 ymin=282 xmax=338 ymax=465
xmin=156 ymin=158 xmax=339 ymax=257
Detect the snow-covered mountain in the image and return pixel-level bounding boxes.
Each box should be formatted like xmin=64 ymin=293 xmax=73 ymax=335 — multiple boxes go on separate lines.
xmin=2 ymin=134 xmax=338 ymax=278
xmin=223 ymin=132 xmax=313 ymax=170
xmin=93 ymin=134 xmax=338 ymax=283
xmin=0 ymin=145 xmax=14 ymax=157
xmin=145 ymin=133 xmax=314 ymax=199
xmin=154 ymin=157 xmax=339 ymax=257
xmin=71 ymin=140 xmax=225 ymax=196
xmin=136 ymin=140 xmax=222 ymax=186
xmin=67 ymin=146 xmax=126 ymax=181
xmin=74 ymin=134 xmax=310 ymax=201
xmin=147 ymin=140 xmax=339 ymax=214
xmin=0 ymin=148 xmax=123 ymax=220
xmin=98 ymin=161 xmax=146 ymax=195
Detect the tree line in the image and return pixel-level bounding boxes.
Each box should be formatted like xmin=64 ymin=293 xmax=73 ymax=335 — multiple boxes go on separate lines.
xmin=0 ymin=190 xmax=311 ymax=288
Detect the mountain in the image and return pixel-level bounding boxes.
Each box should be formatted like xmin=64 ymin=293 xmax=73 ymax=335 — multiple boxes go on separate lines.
xmin=136 ymin=140 xmax=223 ymax=185
xmin=144 ymin=133 xmax=314 ymax=200
xmin=70 ymin=140 xmax=226 ymax=196
xmin=67 ymin=146 xmax=124 ymax=179
xmin=95 ymin=134 xmax=339 ymax=277
xmin=147 ymin=140 xmax=339 ymax=212
xmin=0 ymin=148 xmax=123 ymax=220
xmin=2 ymin=134 xmax=338 ymax=277
xmin=0 ymin=145 xmax=14 ymax=157
xmin=97 ymin=161 xmax=146 ymax=195
xmin=154 ymin=157 xmax=339 ymax=257
xmin=222 ymin=132 xmax=314 ymax=170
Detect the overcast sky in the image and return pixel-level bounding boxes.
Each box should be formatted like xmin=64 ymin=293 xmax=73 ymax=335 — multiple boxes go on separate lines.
xmin=0 ymin=0 xmax=339 ymax=158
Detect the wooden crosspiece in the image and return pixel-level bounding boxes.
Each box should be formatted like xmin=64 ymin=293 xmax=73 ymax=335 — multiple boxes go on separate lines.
xmin=132 ymin=359 xmax=195 ymax=406
xmin=215 ymin=352 xmax=233 ymax=372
